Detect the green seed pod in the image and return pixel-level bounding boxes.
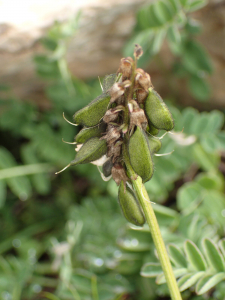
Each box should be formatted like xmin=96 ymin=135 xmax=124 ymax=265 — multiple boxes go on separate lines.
xmin=146 ymin=124 xmax=159 ymax=136
xmin=102 ymin=159 xmax=113 ymax=177
xmin=128 ymin=126 xmax=154 ymax=183
xmin=118 ymin=182 xmax=145 ymax=226
xmin=70 ymin=137 xmax=107 ymax=166
xmin=75 ymin=123 xmax=106 ymax=144
xmin=102 ymin=74 xmax=117 ymax=92
xmin=73 ymin=93 xmax=111 ymax=127
xmin=147 ymin=135 xmax=162 ymax=154
xmin=145 ymin=88 xmax=174 ymax=131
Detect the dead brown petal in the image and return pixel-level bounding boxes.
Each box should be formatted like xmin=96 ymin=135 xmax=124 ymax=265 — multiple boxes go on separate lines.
xmin=129 ymin=99 xmax=139 ymax=110
xmin=130 ymin=108 xmax=148 ymax=129
xmin=134 ymin=44 xmax=143 ymax=59
xmin=135 ymin=69 xmax=152 ymax=91
xmin=109 ymin=80 xmax=131 ymax=104
xmin=107 ymin=140 xmax=123 ymax=162
xmin=101 ymin=125 xmax=121 ymax=143
xmin=111 ymin=163 xmax=129 ymax=186
xmin=136 ymin=89 xmax=149 ymax=104
xmin=110 ymin=83 xmax=125 ymax=104
xmin=103 ymin=109 xmax=119 ymax=123
xmin=118 ymin=57 xmax=133 ymax=79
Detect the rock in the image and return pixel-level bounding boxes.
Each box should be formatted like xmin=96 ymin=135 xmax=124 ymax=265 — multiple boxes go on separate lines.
xmin=0 ymin=0 xmax=225 ymax=109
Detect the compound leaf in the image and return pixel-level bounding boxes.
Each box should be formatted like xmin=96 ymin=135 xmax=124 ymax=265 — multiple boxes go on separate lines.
xmin=178 ymin=271 xmax=205 ymax=291
xmin=188 ymin=0 xmax=207 ymax=12
xmin=202 ymin=239 xmax=225 ymax=272
xmin=141 ymin=263 xmax=162 ymax=277
xmin=156 ymin=268 xmax=187 ymax=284
xmin=168 ymin=244 xmax=187 ymax=268
xmin=196 ymin=273 xmax=225 ymax=295
xmin=188 ymin=75 xmax=211 ymax=102
xmin=185 ymin=240 xmax=207 ymax=271
xmin=219 ymin=239 xmax=225 ymax=257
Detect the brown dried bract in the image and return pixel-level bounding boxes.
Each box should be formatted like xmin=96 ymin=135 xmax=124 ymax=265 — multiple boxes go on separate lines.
xmin=107 ymin=140 xmax=123 ymax=162
xmin=130 ymin=108 xmax=147 ymax=129
xmin=111 ymin=163 xmax=129 ymax=186
xmin=103 ymin=105 xmax=124 ymax=123
xmin=117 ymin=57 xmax=134 ymax=80
xmin=101 ymin=125 xmax=121 ymax=144
xmin=134 ymin=44 xmax=143 ymax=60
xmin=135 ymin=68 xmax=152 ymax=91
xmin=109 ymin=80 xmax=131 ymax=104
xmin=136 ymin=89 xmax=149 ymax=104
xmin=103 ymin=109 xmax=119 ymax=123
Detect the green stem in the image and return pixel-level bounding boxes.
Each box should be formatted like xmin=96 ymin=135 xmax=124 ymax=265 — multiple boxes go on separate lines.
xmin=58 ymin=57 xmax=76 ymax=96
xmin=123 ymin=148 xmax=182 ymax=300
xmin=42 ymin=292 xmax=61 ymax=300
xmin=31 ymin=275 xmax=58 ymax=288
xmin=91 ymin=276 xmax=99 ymax=300
xmin=12 ymin=284 xmax=22 ymax=300
xmin=0 ymin=163 xmax=54 ymax=180
xmin=34 ymin=263 xmax=57 ymax=275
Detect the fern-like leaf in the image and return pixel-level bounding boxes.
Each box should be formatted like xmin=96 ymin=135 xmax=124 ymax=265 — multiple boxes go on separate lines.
xmin=141 ymin=238 xmax=225 ymax=295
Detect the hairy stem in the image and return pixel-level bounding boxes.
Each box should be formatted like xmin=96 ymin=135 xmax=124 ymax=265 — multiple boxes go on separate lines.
xmin=123 ymin=146 xmax=182 ymax=300
xmin=133 ymin=178 xmax=182 ymax=300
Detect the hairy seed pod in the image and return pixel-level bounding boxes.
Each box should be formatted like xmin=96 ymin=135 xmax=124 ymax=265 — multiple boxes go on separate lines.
xmin=145 ymin=88 xmax=174 ymax=131
xmin=128 ymin=126 xmax=154 ymax=183
xmin=70 ymin=137 xmax=107 ymax=166
xmin=147 ymin=135 xmax=162 ymax=154
xmin=102 ymin=159 xmax=113 ymax=177
xmin=102 ymin=74 xmax=117 ymax=92
xmin=73 ymin=93 xmax=111 ymax=127
xmin=118 ymin=182 xmax=145 ymax=226
xmin=75 ymin=123 xmax=106 ymax=144
xmin=146 ymin=124 xmax=159 ymax=136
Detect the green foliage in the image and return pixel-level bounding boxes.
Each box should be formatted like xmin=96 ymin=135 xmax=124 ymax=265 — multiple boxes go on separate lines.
xmin=141 ymin=238 xmax=225 ymax=295
xmin=0 ymin=147 xmax=32 ymax=202
xmin=124 ymin=0 xmax=212 ymax=101
xmin=0 ymin=16 xmax=102 ymax=202
xmin=141 ymin=105 xmax=225 ymax=203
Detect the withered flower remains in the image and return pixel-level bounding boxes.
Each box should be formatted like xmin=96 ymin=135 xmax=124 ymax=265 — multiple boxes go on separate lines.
xmin=57 ymin=45 xmax=174 ymax=226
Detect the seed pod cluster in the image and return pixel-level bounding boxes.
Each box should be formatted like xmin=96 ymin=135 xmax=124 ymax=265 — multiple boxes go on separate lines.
xmin=59 ymin=45 xmax=174 ymax=226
